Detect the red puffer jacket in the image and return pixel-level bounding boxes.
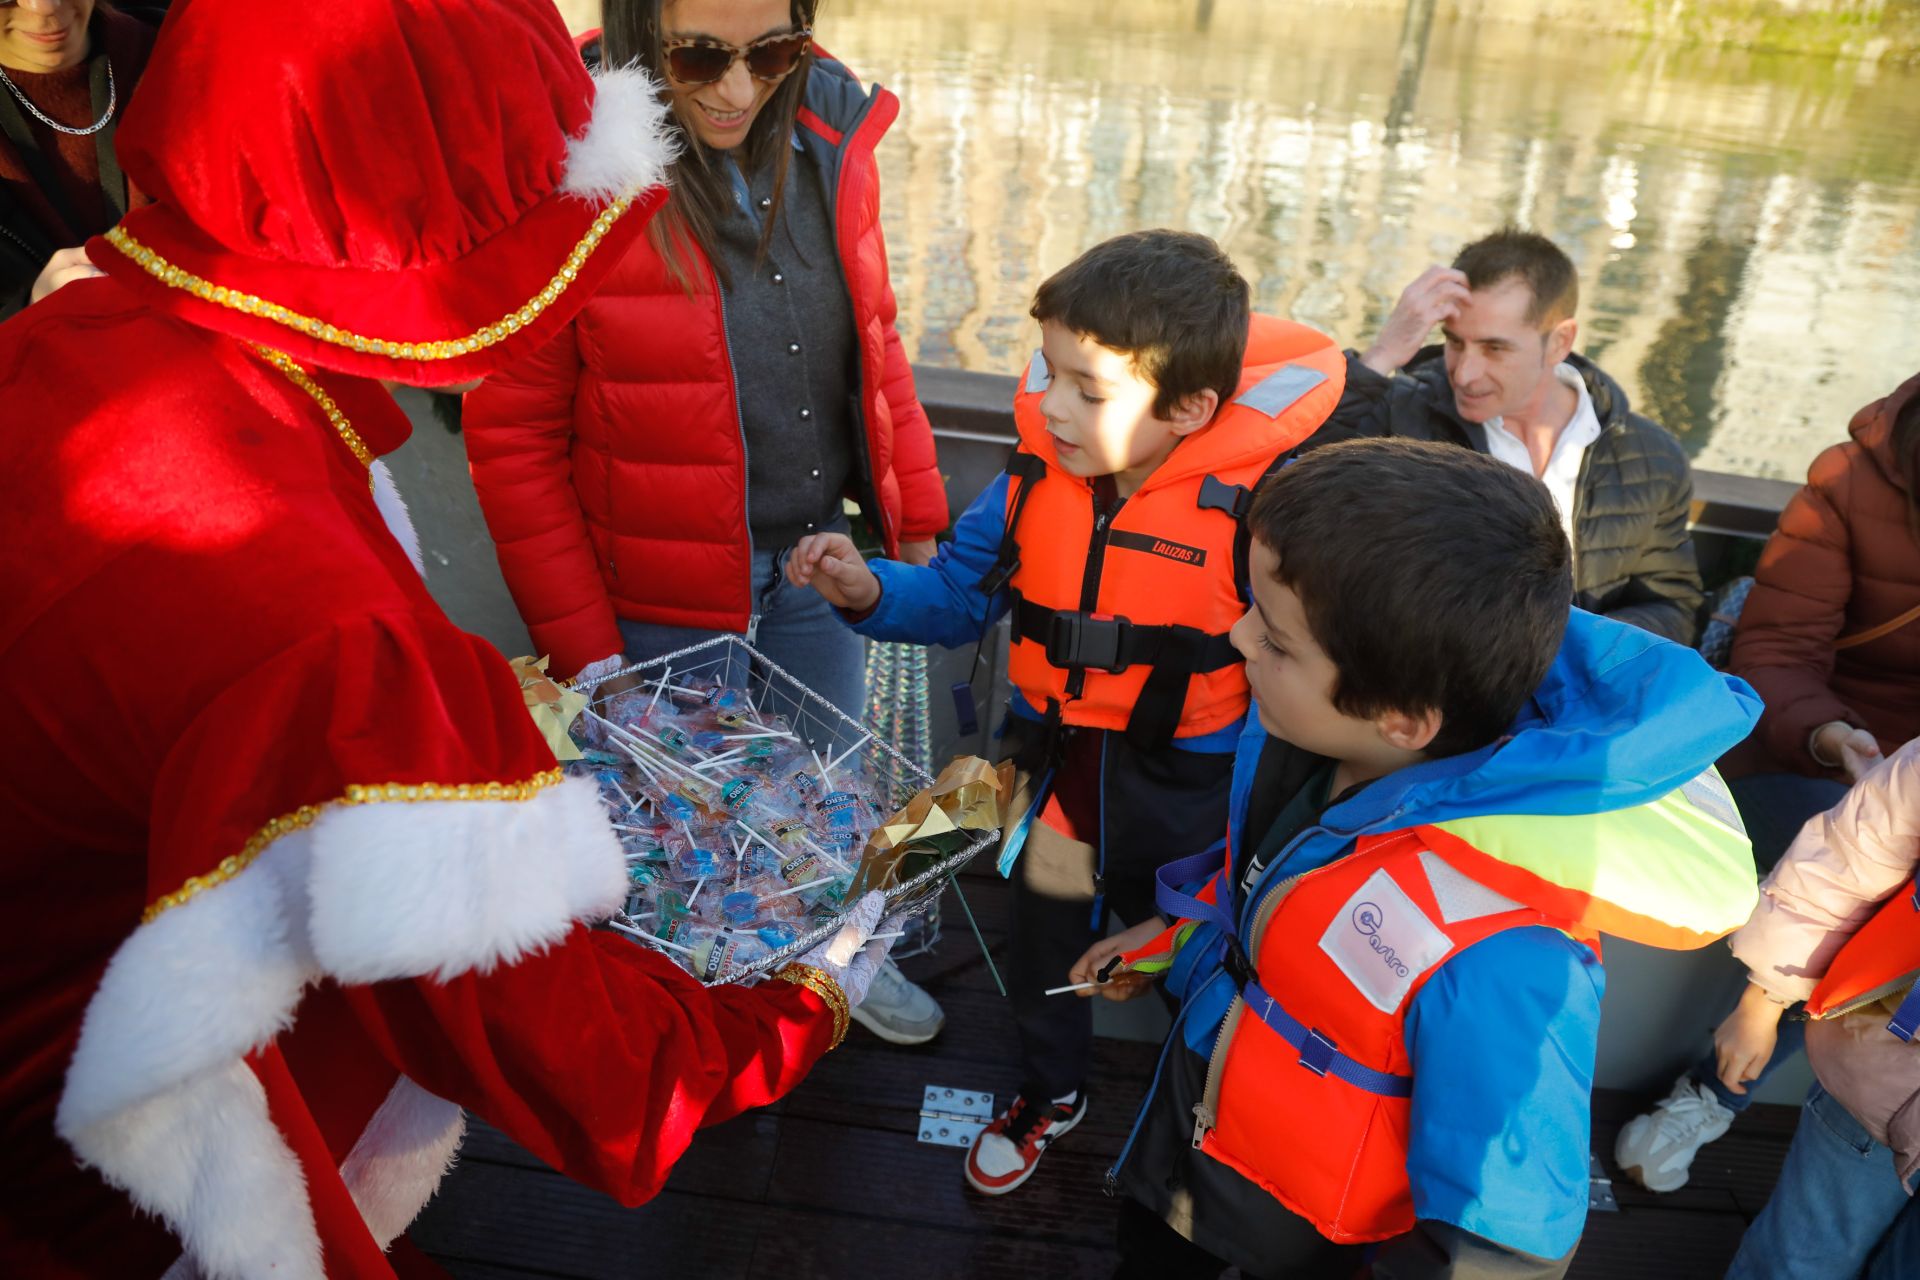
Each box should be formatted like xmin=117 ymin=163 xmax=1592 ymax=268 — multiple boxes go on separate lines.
xmin=464 ymin=54 xmax=947 ymax=677
xmin=1724 ymin=371 xmax=1920 ymax=778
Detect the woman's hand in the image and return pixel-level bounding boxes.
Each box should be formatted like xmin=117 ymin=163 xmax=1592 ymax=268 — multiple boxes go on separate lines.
xmin=898 ymin=538 xmax=938 ymax=567
xmin=1714 ymin=982 xmax=1785 ymax=1095
xmin=1067 ymin=916 xmax=1168 ymax=1002
xmin=30 ymin=246 xmax=105 ymax=305
xmin=1812 ymin=721 xmax=1883 ymax=782
xmin=786 ymin=532 xmax=881 ymax=612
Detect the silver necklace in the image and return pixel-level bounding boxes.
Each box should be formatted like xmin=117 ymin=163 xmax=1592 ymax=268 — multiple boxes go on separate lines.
xmin=0 ymin=59 xmax=115 ymax=137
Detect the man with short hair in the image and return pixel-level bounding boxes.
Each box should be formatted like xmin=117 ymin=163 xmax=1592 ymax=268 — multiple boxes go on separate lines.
xmin=1319 ymin=228 xmax=1704 ymax=644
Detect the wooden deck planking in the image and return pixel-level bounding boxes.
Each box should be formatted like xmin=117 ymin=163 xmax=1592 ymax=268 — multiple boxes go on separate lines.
xmin=415 ymin=868 xmax=1804 ymax=1280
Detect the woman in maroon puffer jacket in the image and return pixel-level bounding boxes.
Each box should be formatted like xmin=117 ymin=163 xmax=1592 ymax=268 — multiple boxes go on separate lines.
xmin=465 ymin=1 xmax=946 ymax=710
xmin=1726 ymin=371 xmax=1920 ymax=804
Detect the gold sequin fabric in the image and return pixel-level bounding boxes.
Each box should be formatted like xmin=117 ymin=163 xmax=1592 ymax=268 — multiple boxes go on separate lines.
xmin=103 ymin=197 xmax=633 ymax=363
xmin=776 ymin=963 xmax=851 ymax=1049
xmin=141 ymin=767 xmax=565 ymax=924
xmin=252 ymin=346 xmax=374 ymax=469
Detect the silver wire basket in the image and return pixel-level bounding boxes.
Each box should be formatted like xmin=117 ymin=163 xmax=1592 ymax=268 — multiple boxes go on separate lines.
xmin=571 ymin=635 xmax=998 ymax=984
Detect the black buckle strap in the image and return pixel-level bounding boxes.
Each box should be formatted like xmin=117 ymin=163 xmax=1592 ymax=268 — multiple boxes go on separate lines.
xmin=1047 ymin=609 xmax=1132 ymax=673
xmin=1197 ymin=474 xmax=1252 ymax=520
xmin=1013 ymin=595 xmax=1238 ymax=676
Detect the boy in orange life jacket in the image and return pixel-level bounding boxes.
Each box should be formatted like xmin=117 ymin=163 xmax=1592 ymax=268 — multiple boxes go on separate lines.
xmin=1071 ymin=439 xmax=1761 ymax=1277
xmin=788 ymin=230 xmax=1346 ymax=1194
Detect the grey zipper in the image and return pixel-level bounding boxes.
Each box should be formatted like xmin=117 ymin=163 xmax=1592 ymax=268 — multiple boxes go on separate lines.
xmin=1192 ymin=868 xmax=1307 ymax=1148
xmin=1816 ymin=970 xmax=1920 ymax=1021
xmin=711 ymin=265 xmax=760 ymax=638
xmin=818 ymin=88 xmax=893 ymax=549
xmin=0 ymin=219 xmax=34 ymax=257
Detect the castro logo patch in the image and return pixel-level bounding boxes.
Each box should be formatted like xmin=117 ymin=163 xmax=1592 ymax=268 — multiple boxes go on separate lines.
xmin=1317 ymin=868 xmax=1452 ymax=1013
xmin=1108 ymin=529 xmax=1207 ymax=567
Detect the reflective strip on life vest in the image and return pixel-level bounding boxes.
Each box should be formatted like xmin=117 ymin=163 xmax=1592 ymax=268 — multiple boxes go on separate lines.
xmin=1428 ymin=767 xmax=1757 ymax=949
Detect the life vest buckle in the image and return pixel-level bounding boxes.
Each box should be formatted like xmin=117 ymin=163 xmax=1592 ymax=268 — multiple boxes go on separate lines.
xmin=1299 ymin=1028 xmax=1339 ymax=1078
xmin=1045 ymin=610 xmax=1133 ymax=674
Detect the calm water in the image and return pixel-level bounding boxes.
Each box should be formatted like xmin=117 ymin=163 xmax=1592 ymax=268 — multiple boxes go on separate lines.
xmin=807 ymin=0 xmax=1920 ymax=483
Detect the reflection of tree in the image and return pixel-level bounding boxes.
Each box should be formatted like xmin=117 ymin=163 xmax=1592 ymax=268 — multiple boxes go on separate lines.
xmin=1634 ymin=231 xmax=1751 ymax=449
xmin=1385 ymin=0 xmax=1438 ymax=143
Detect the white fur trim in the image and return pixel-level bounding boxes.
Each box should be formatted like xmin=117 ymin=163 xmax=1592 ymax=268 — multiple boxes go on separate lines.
xmin=561 ymin=66 xmax=680 ymax=201
xmin=341 ymin=1078 xmax=467 ymax=1248
xmin=370 ymin=459 xmax=426 ymax=578
xmin=56 ymin=777 xmax=624 ymax=1274
xmin=57 ymin=831 xmax=324 ymax=1280
xmin=309 ymin=775 xmax=626 ymax=982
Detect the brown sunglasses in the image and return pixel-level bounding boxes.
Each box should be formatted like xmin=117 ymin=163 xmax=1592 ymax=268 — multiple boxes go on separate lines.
xmin=662 ymin=29 xmax=813 ymax=87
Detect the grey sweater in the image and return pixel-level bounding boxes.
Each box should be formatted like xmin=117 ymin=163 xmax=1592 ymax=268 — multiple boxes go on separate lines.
xmin=712 ymin=146 xmax=858 ymax=549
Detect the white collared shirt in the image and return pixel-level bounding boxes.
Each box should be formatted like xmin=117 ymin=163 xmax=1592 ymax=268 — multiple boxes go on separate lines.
xmin=1481 ymin=363 xmax=1603 ymax=559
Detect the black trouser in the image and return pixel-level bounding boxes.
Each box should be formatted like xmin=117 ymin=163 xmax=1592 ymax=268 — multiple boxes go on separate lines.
xmin=1000 ymin=724 xmax=1234 ymax=1102
xmin=1006 ymin=804 xmax=1162 ymax=1100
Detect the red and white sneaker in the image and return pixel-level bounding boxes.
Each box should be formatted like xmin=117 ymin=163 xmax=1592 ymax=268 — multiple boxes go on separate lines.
xmin=963 ymin=1091 xmax=1089 ymax=1196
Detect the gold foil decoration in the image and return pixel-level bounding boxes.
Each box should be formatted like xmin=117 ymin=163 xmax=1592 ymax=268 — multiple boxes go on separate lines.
xmin=511 ymin=655 xmax=589 ymax=762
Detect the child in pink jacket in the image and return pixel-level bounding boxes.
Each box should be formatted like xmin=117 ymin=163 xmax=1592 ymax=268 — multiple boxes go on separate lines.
xmin=1721 ymin=737 xmax=1920 ymax=1280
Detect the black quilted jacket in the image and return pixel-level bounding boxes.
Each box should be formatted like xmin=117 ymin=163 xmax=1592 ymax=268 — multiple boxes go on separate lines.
xmin=1310 ymin=346 xmax=1703 ymax=645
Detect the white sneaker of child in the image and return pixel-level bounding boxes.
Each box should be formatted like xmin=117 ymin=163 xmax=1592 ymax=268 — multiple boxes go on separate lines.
xmin=1615 ymin=1073 xmax=1737 ymax=1193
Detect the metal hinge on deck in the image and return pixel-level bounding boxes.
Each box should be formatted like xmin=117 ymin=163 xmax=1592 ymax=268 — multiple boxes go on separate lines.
xmin=1588 ymin=1153 xmax=1618 ymax=1212
xmin=918 ymin=1086 xmax=995 ymax=1148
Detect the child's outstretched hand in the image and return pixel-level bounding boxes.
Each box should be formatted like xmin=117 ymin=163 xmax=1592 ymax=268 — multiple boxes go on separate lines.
xmin=786 ymin=531 xmax=881 ymax=612
xmin=1067 ymin=916 xmax=1167 ymax=1002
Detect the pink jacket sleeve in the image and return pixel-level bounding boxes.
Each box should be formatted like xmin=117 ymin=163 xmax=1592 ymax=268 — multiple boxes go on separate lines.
xmin=872 ymin=258 xmax=949 ymax=542
xmin=1730 ymin=738 xmax=1920 ymax=1002
xmin=463 ymin=322 xmax=624 ymax=679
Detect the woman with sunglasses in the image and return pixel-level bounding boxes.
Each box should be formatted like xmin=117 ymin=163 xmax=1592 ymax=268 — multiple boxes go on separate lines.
xmin=465 ymin=0 xmax=951 ymax=1046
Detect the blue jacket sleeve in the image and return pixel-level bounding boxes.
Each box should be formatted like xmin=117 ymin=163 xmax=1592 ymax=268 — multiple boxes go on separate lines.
xmin=852 ymin=471 xmax=1013 ymax=650
xmin=1402 ymin=927 xmax=1604 ymax=1262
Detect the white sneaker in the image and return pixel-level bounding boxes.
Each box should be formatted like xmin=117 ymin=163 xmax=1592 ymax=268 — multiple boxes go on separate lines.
xmin=1615 ymin=1073 xmax=1736 ymax=1192
xmin=847 ymin=958 xmax=946 ymax=1045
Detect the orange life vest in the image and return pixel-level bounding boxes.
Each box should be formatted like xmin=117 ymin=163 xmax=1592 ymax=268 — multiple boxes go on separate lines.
xmin=1806 ymin=879 xmax=1920 ymax=1039
xmin=1183 ymin=827 xmax=1600 ymax=1244
xmin=991 ymin=315 xmax=1345 ymax=749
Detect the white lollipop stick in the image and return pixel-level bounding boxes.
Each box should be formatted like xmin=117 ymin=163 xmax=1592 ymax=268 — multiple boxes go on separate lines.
xmin=687 ymin=877 xmax=706 ymax=907
xmin=827 ymin=734 xmax=871 ymax=773
xmin=759 ymin=878 xmax=825 ymax=900
xmin=1045 ymin=981 xmax=1100 ymax=996
xmin=810 ymin=746 xmax=832 ymax=790
xmin=644 ymin=666 xmax=672 ymax=719
xmin=607 ymin=919 xmax=696 ymax=956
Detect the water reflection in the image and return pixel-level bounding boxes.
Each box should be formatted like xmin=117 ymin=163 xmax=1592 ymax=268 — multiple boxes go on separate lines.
xmin=824 ymin=0 xmax=1920 ymax=481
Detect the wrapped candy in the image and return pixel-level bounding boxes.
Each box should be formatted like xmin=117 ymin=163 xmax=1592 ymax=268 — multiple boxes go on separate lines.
xmin=565 ymin=665 xmax=900 ymax=981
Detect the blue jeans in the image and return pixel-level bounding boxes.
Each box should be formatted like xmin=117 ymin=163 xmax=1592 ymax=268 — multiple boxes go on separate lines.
xmin=1726 ymin=1082 xmax=1920 ymax=1280
xmin=1690 ymin=772 xmax=1850 ymax=1111
xmin=614 ymin=521 xmax=866 ymax=721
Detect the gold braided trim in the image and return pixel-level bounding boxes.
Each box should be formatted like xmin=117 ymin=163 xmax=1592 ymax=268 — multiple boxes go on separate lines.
xmin=253 ymin=346 xmax=374 ymax=469
xmin=103 ymin=195 xmax=633 ymax=362
xmin=776 ymin=963 xmax=850 ymax=1049
xmin=141 ymin=766 xmax=566 ymax=924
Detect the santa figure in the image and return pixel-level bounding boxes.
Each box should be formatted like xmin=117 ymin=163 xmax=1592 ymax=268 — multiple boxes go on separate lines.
xmin=0 ymin=1 xmax=895 ymax=1276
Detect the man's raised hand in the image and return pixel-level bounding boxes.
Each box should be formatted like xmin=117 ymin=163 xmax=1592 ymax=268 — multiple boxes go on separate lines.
xmin=1360 ymin=265 xmax=1472 ymax=376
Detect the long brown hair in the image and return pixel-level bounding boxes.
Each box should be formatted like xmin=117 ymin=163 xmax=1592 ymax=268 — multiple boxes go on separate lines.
xmin=601 ymin=0 xmax=819 ymax=294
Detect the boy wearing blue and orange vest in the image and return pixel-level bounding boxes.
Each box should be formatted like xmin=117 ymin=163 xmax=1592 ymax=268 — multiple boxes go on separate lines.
xmin=1070 ymin=439 xmax=1763 ymax=1277
xmin=788 ymin=230 xmax=1345 ymax=1194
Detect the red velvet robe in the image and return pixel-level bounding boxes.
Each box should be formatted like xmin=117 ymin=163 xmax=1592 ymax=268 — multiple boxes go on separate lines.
xmin=0 ymin=277 xmax=835 ymax=1278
